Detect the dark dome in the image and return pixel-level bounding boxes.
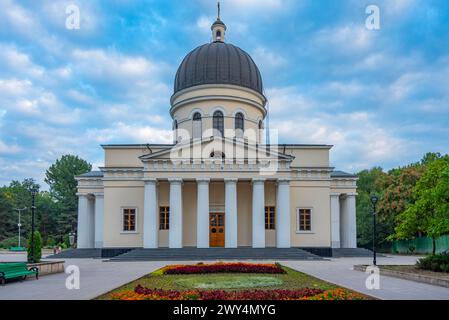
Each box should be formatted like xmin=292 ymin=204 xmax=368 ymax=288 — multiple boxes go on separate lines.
xmin=174 ymin=42 xmax=263 ymax=95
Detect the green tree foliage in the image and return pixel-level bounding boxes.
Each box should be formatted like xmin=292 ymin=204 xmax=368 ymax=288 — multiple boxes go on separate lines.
xmin=393 ymin=156 xmax=449 ymax=254
xmin=27 ymin=231 xmax=42 ymax=263
xmin=356 ymin=167 xmax=386 ymax=247
xmin=45 ymin=155 xmax=92 ymax=235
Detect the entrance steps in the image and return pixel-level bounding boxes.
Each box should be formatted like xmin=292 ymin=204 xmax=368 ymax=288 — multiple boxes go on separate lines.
xmin=109 ymin=247 xmax=324 ymax=261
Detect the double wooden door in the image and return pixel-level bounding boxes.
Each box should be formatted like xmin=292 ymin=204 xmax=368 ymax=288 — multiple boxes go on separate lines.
xmin=209 ymin=213 xmax=225 ymax=247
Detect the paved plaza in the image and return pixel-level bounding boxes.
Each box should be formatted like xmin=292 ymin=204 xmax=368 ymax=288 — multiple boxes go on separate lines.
xmin=1 ymin=253 xmax=449 ymax=300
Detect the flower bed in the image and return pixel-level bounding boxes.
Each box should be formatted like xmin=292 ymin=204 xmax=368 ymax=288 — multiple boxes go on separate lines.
xmin=111 ymin=285 xmax=325 ymax=300
xmin=163 ymin=263 xmax=286 ymax=275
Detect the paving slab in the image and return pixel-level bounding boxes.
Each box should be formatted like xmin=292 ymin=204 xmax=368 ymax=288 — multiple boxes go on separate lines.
xmin=283 ymin=255 xmax=449 ymax=300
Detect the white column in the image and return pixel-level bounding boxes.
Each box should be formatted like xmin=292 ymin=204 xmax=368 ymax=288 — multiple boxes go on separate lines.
xmin=143 ymin=179 xmax=158 ymax=248
xmin=225 ymin=178 xmax=238 ymax=248
xmin=196 ymin=178 xmax=210 ymax=248
xmin=341 ymin=193 xmax=357 ymax=248
xmin=330 ymin=193 xmax=341 ymax=249
xmin=169 ymin=178 xmax=183 ymax=248
xmin=276 ymin=179 xmax=291 ymax=248
xmin=77 ymin=194 xmax=89 ymax=249
xmin=252 ymin=178 xmax=266 ymax=248
xmin=87 ymin=197 xmax=95 ymax=248
xmin=94 ymin=193 xmax=104 ymax=249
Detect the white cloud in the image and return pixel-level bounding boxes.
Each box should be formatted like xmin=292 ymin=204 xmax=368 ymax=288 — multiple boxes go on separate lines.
xmin=0 ymin=44 xmax=44 ymax=78
xmin=72 ymin=49 xmax=160 ymax=80
xmin=86 ymin=123 xmax=173 ymax=144
xmin=313 ymin=24 xmax=375 ymax=53
xmin=0 ymin=140 xmax=21 ymax=155
xmin=253 ymin=47 xmax=287 ymax=70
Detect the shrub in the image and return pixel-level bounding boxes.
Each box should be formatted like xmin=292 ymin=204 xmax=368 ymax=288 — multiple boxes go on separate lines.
xmin=417 ymin=252 xmax=449 ymax=273
xmin=46 ymin=236 xmax=56 ymax=247
xmin=27 ymin=231 xmax=42 ymax=263
xmin=0 ymin=236 xmax=28 ymax=249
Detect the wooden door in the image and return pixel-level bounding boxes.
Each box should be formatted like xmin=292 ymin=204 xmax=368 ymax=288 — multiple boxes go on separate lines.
xmin=209 ymin=213 xmax=225 ymax=247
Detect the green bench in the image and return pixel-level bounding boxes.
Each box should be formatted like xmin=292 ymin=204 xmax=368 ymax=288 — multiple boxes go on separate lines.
xmin=0 ymin=263 xmax=39 ymax=285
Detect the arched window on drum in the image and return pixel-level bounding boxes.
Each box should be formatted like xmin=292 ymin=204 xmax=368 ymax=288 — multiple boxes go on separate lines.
xmin=192 ymin=112 xmax=202 ymax=140
xmin=235 ymin=112 xmax=244 ymax=139
xmin=213 ymin=111 xmax=224 ymax=137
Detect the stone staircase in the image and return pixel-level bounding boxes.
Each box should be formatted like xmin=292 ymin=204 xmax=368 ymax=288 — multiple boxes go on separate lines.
xmin=332 ymin=248 xmax=378 ymax=258
xmin=46 ymin=248 xmax=134 ymax=259
xmin=109 ymin=247 xmax=324 ymax=262
xmin=46 ymin=249 xmax=102 ymax=259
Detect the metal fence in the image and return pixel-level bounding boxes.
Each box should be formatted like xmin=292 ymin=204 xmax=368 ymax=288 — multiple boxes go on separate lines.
xmin=391 ymin=235 xmax=449 ymax=254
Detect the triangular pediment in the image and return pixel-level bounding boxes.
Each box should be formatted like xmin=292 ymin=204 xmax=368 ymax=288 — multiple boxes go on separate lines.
xmin=139 ymin=136 xmax=294 ymax=163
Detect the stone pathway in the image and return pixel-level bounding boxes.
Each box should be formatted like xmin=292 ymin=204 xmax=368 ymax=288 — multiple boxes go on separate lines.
xmin=0 ymin=256 xmax=168 ymax=300
xmin=1 ymin=253 xmax=449 ymax=300
xmin=284 ymin=255 xmax=449 ymax=300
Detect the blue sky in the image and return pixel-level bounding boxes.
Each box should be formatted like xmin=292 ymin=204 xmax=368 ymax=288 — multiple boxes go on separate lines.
xmin=0 ymin=0 xmax=449 ymax=187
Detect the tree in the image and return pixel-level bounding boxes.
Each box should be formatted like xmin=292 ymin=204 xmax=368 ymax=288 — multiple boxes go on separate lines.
xmin=45 ymin=155 xmax=91 ymax=236
xmin=27 ymin=231 xmax=42 ymax=263
xmin=393 ymin=157 xmax=449 ymax=254
xmin=377 ymin=165 xmax=425 ymax=239
xmin=0 ymin=179 xmax=40 ymax=242
xmin=356 ymin=167 xmax=386 ymax=247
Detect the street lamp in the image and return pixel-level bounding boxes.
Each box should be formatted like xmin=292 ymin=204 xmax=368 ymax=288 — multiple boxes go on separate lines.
xmin=14 ymin=208 xmax=27 ymax=248
xmin=29 ymin=188 xmax=38 ymax=263
xmin=69 ymin=232 xmax=76 ymax=248
xmin=370 ymin=194 xmax=379 ymax=266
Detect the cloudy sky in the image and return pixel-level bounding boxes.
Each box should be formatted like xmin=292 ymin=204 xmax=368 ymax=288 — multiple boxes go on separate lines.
xmin=0 ymin=0 xmax=448 ymax=187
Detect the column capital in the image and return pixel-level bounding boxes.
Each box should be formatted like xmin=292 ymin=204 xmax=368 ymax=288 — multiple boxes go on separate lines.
xmin=346 ymin=192 xmax=358 ymax=197
xmin=143 ymin=178 xmax=158 ymax=184
xmin=76 ymin=193 xmax=89 ymax=197
xmin=224 ymin=178 xmax=238 ymax=183
xmin=196 ymin=178 xmax=211 ymax=184
xmin=252 ymin=178 xmax=266 ymax=184
xmin=168 ymin=178 xmax=183 ymax=184
xmin=277 ymin=178 xmax=291 ymax=185
xmin=93 ymin=192 xmax=104 ymax=198
xmin=330 ymin=193 xmax=341 ymax=197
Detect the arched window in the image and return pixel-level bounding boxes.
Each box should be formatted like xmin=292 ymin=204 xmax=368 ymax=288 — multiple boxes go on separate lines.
xmin=258 ymin=120 xmax=263 ymax=130
xmin=192 ymin=112 xmax=202 ymax=140
xmin=235 ymin=112 xmax=244 ymax=139
xmin=258 ymin=120 xmax=264 ymax=144
xmin=213 ymin=111 xmax=224 ymax=137
xmin=216 ymin=30 xmax=222 ymax=38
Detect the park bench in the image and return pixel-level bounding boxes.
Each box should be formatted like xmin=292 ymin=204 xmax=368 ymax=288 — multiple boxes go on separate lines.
xmin=0 ymin=262 xmax=39 ymax=285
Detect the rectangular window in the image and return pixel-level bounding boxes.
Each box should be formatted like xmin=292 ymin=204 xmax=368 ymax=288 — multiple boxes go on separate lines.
xmin=159 ymin=207 xmax=170 ymax=230
xmin=265 ymin=206 xmax=275 ymax=230
xmin=123 ymin=208 xmax=136 ymax=232
xmin=298 ymin=208 xmax=312 ymax=232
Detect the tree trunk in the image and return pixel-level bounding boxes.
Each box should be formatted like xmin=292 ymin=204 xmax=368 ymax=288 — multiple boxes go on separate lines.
xmin=432 ymin=238 xmax=436 ymax=255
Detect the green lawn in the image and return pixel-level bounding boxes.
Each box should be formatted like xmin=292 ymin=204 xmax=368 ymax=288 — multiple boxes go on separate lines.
xmin=98 ymin=266 xmax=339 ymax=299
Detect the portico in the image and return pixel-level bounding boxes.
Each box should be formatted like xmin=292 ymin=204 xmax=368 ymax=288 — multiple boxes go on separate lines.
xmin=141 ymin=177 xmax=292 ymax=249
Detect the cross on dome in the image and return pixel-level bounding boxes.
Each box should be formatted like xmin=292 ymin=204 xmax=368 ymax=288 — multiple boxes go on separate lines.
xmin=212 ymin=1 xmax=226 ymax=42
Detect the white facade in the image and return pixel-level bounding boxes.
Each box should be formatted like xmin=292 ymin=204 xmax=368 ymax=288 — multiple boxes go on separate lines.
xmin=75 ymin=12 xmax=358 ymax=251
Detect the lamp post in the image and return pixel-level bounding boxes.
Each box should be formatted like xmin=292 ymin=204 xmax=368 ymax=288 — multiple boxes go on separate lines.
xmin=14 ymin=208 xmax=27 ymax=248
xmin=370 ymin=194 xmax=379 ymax=266
xmin=69 ymin=232 xmax=76 ymax=248
xmin=29 ymin=188 xmax=38 ymax=263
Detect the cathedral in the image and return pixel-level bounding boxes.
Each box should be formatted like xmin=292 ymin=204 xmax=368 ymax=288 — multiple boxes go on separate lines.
xmin=76 ymin=9 xmax=358 ymax=254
